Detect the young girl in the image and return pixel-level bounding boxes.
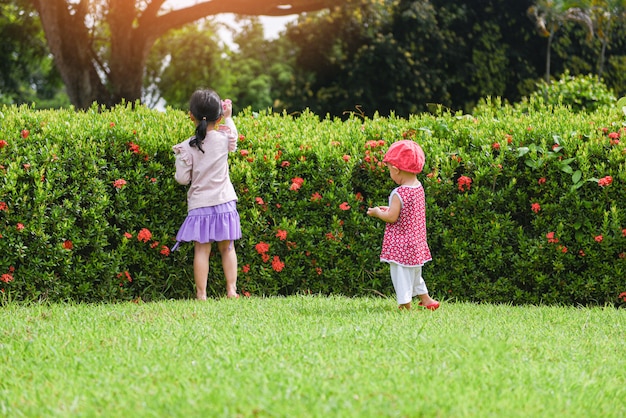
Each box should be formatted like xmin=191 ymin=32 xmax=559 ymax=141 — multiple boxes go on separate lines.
xmin=172 ymin=88 xmax=241 ymax=300
xmin=367 ymin=140 xmax=440 ymax=311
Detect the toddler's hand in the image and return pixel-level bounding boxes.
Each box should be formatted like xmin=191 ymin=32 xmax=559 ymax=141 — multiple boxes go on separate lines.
xmin=222 ymin=99 xmax=232 ymax=118
xmin=367 ymin=207 xmax=381 ymax=217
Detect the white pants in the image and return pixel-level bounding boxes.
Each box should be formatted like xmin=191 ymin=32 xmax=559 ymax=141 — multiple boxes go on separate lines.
xmin=390 ymin=263 xmax=428 ymax=305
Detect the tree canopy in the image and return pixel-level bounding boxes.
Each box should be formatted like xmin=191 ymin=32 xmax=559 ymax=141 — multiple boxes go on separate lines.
xmin=29 ymin=0 xmax=335 ymax=109
xmin=5 ymin=0 xmax=626 ymax=114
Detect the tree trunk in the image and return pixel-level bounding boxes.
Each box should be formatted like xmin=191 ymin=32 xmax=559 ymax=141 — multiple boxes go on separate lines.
xmin=31 ymin=0 xmax=111 ymax=109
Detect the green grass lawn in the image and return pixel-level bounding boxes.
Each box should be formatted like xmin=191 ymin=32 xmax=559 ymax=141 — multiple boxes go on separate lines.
xmin=1 ymin=296 xmax=624 ymax=417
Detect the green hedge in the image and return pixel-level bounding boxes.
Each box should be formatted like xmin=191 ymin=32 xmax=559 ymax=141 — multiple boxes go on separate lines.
xmin=0 ymin=100 xmax=625 ymax=306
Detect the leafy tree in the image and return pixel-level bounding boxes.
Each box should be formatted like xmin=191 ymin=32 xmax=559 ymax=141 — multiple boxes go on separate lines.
xmin=144 ymin=16 xmax=295 ymax=112
xmin=28 ymin=0 xmax=335 ymax=109
xmin=283 ymin=0 xmax=547 ymax=116
xmin=144 ymin=19 xmax=230 ymax=109
xmin=527 ymin=0 xmax=594 ymax=83
xmin=0 ymin=0 xmax=67 ymax=107
xmin=229 ymin=17 xmax=296 ymax=112
xmin=589 ymin=0 xmax=626 ymax=77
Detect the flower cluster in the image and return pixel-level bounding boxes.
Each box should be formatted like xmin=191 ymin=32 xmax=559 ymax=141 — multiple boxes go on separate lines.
xmin=457 ymin=175 xmax=472 ymax=192
xmin=117 ymin=271 xmax=132 ymax=286
xmin=361 ymin=139 xmax=387 ymax=173
xmin=271 ymin=256 xmax=285 ymax=272
xmin=546 ymin=232 xmax=559 ymax=244
xmin=127 ymin=141 xmax=149 ymax=161
xmin=137 ymin=228 xmax=152 ymax=243
xmin=290 ymin=177 xmax=304 ymax=191
xmin=546 ymin=232 xmax=567 ymax=253
xmin=113 ymin=178 xmax=127 ymax=189
xmin=254 ymin=240 xmax=285 ymax=272
xmin=598 ymin=176 xmax=613 ymax=187
xmin=531 ymin=203 xmax=541 ymax=213
xmin=124 ymin=228 xmax=170 ymax=256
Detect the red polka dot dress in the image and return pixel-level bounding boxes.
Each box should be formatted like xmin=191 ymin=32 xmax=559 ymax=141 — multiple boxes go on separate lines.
xmin=380 ymin=184 xmax=432 ymax=266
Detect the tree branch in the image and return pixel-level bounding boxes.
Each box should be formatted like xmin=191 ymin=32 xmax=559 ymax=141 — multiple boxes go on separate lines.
xmin=146 ymin=0 xmax=334 ymax=38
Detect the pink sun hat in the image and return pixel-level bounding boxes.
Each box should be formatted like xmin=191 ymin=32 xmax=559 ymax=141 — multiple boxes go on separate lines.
xmin=383 ymin=140 xmax=425 ymax=173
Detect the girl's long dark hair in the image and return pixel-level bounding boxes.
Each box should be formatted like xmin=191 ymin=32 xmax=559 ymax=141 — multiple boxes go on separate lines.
xmin=189 ymin=89 xmax=223 ymax=153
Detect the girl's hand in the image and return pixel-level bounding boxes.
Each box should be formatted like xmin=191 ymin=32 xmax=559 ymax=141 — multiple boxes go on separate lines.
xmin=222 ymin=99 xmax=233 ymax=118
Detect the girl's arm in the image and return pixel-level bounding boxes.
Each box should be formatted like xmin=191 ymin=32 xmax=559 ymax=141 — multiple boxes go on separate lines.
xmin=173 ymin=146 xmax=192 ymax=185
xmin=224 ymin=117 xmax=238 ymax=152
xmin=221 ymin=99 xmax=238 ymax=152
xmin=366 ymin=194 xmax=401 ymax=223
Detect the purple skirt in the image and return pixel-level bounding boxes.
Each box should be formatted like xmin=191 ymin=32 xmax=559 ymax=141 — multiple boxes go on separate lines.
xmin=171 ymin=201 xmax=241 ymax=251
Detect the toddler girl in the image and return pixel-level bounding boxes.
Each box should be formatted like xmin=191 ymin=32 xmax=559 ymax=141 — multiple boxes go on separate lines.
xmin=367 ymin=140 xmax=439 ymax=310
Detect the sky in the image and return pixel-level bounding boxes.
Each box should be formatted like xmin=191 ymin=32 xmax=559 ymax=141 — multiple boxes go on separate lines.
xmin=163 ymin=0 xmax=298 ymax=40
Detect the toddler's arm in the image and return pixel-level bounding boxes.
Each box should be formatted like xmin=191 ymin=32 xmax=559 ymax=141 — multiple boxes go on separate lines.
xmin=367 ymin=194 xmax=401 ymax=223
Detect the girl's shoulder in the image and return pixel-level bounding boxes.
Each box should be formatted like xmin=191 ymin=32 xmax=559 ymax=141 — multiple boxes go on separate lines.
xmin=173 ymin=137 xmax=195 ymax=153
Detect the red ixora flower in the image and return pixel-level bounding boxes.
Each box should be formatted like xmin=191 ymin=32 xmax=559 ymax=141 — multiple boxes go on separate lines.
xmin=117 ymin=271 xmax=132 ymax=283
xmin=21 ymin=129 xmax=29 ymax=139
xmin=457 ymin=175 xmax=472 ymax=192
xmin=622 ymin=229 xmax=626 ymax=237
xmin=160 ymin=246 xmax=170 ymax=256
xmin=62 ymin=240 xmax=73 ymax=250
xmin=124 ymin=232 xmax=133 ymax=239
xmin=531 ymin=203 xmax=541 ymax=213
xmin=271 ymin=255 xmax=285 ymax=272
xmin=255 ymin=197 xmax=264 ymax=205
xmin=113 ymin=178 xmax=127 ymax=189
xmin=137 ymin=228 xmax=152 ymax=243
xmin=546 ymin=232 xmax=559 ymax=244
xmin=276 ymin=230 xmax=287 ymax=241
xmin=594 ymin=235 xmax=603 ymax=243
xmin=339 ymin=202 xmax=351 ymax=211
xmin=242 ymin=264 xmax=250 ymax=273
xmin=255 ymin=242 xmax=270 ymax=254
xmin=538 ymin=177 xmax=546 ymax=185
xmin=1 ymin=273 xmax=13 ymax=283
xmin=342 ymin=154 xmax=351 ymax=162
xmin=0 ymin=140 xmax=7 ymax=149
xmin=0 ymin=202 xmax=7 ymax=211
xmin=290 ymin=177 xmax=304 ymax=191
xmin=16 ymin=223 xmax=24 ymax=231
xmin=311 ymin=192 xmax=322 ymax=202
xmin=491 ymin=142 xmax=500 ymax=150
xmin=619 ymin=292 xmax=626 ymax=302
xmin=598 ymin=176 xmax=613 ymax=187
xmin=128 ymin=142 xmax=141 ymax=154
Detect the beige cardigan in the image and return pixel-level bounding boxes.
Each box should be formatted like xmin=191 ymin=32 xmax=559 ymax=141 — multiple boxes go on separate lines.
xmin=173 ymin=117 xmax=238 ymax=211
